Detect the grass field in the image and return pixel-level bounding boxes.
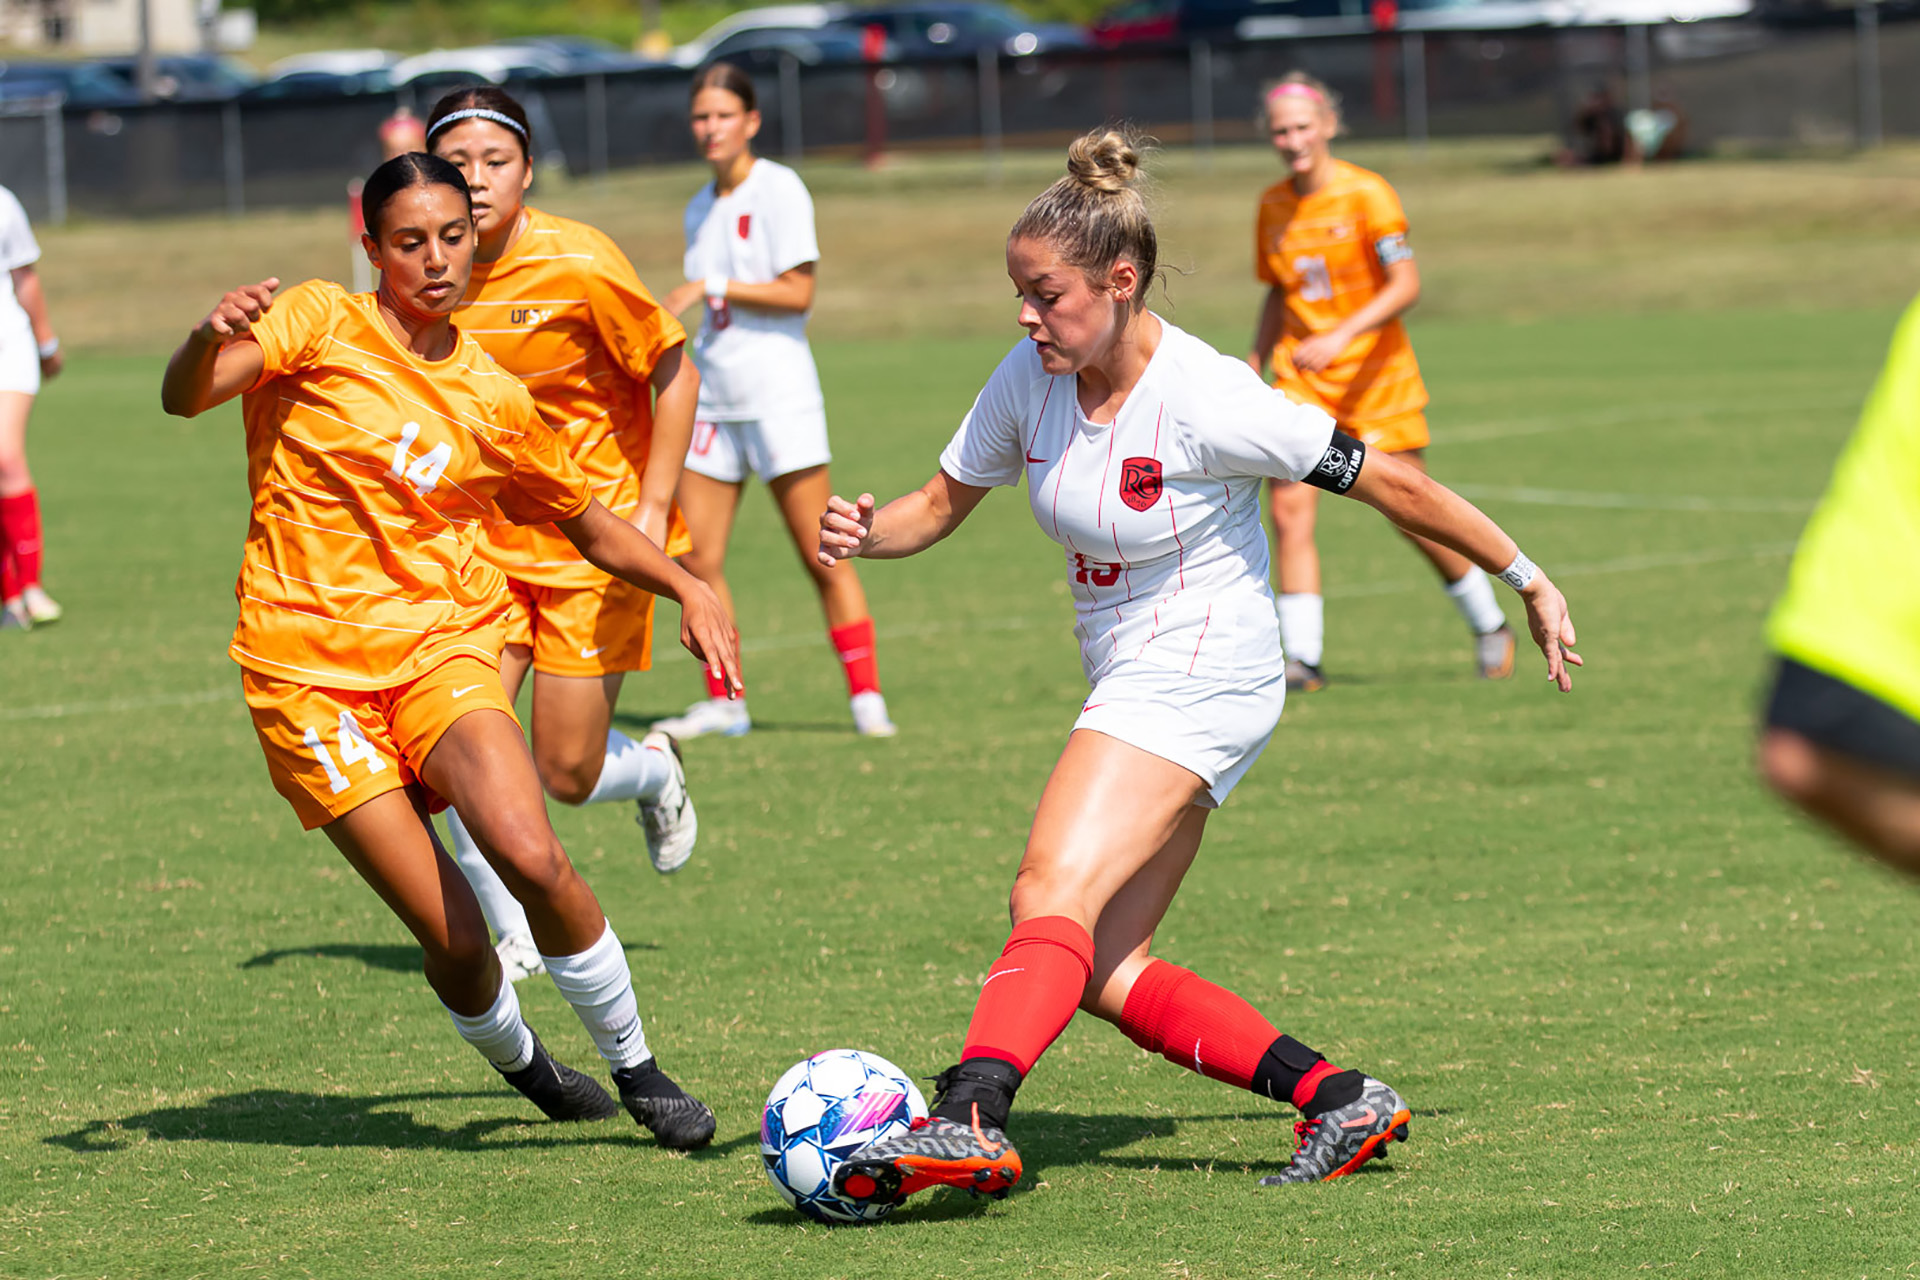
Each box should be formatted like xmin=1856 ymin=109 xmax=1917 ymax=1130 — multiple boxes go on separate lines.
xmin=5 ymin=144 xmax=1920 ymax=1277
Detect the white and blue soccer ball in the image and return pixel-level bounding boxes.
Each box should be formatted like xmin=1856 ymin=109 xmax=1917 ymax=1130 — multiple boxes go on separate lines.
xmin=761 ymin=1048 xmax=927 ymax=1224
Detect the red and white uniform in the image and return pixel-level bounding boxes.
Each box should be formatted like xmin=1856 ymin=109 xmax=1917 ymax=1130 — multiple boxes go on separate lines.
xmin=940 ymin=318 xmax=1339 ymax=804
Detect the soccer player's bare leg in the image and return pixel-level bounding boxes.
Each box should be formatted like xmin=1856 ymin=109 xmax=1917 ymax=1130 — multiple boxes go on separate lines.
xmin=1760 ymin=729 xmax=1920 ymax=871
xmin=1393 ymin=449 xmax=1513 ymax=677
xmin=771 ymin=464 xmax=892 ymax=735
xmin=1268 ymin=478 xmax=1325 ymax=688
xmin=660 ymin=470 xmax=753 ymax=736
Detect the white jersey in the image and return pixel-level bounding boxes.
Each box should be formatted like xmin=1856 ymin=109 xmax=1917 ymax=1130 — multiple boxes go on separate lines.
xmin=682 ymin=158 xmax=824 ymax=419
xmin=0 ymin=185 xmax=38 ymax=337
xmin=940 ymin=318 xmax=1339 ymax=687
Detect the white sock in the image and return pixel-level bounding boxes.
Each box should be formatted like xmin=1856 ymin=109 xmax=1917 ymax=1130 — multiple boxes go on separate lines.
xmin=1444 ymin=567 xmax=1507 ymax=635
xmin=1277 ymin=592 xmax=1325 ymax=667
xmin=542 ymin=920 xmax=651 ymax=1070
xmin=583 ymin=730 xmax=672 ymax=805
xmin=445 ymin=810 xmax=534 ymax=942
xmin=445 ymin=976 xmax=535 ymax=1073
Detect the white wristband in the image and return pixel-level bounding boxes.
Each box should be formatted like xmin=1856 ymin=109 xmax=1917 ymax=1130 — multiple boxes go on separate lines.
xmin=37 ymin=336 xmax=58 ymax=359
xmin=704 ymin=275 xmax=728 ymax=300
xmin=1497 ymin=549 xmax=1538 ymax=592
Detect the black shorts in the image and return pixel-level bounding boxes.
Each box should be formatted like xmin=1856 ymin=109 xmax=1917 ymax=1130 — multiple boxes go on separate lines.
xmin=1764 ymin=658 xmax=1920 ymax=779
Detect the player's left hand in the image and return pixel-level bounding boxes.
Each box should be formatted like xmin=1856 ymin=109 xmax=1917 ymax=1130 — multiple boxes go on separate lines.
xmin=1520 ymin=575 xmax=1581 ymax=692
xmin=818 ymin=493 xmax=876 ymax=566
xmin=1291 ymin=331 xmax=1348 ymax=373
xmin=39 ymin=347 xmax=62 ymax=380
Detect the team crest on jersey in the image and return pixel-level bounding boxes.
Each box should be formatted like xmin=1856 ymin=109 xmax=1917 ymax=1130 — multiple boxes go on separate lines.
xmin=737 ymin=214 xmax=752 ymax=238
xmin=1119 ymin=456 xmax=1163 ymax=511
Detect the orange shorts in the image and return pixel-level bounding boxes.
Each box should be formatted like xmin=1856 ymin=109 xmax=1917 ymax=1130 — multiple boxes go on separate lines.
xmin=503 ymin=576 xmax=658 ymax=678
xmin=243 ymin=655 xmax=519 ymax=831
xmin=1347 ymin=410 xmax=1430 ymax=455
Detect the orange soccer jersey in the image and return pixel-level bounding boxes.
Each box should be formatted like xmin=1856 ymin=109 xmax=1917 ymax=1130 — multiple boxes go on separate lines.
xmin=458 ymin=207 xmax=691 ymax=585
xmin=231 ymin=280 xmax=593 ymax=691
xmin=1255 ymin=158 xmax=1428 ymax=437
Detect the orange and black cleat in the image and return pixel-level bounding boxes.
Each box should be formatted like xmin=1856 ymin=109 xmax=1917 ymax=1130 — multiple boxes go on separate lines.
xmin=831 ymin=1108 xmax=1024 ymax=1205
xmin=1259 ymin=1075 xmax=1410 ymax=1185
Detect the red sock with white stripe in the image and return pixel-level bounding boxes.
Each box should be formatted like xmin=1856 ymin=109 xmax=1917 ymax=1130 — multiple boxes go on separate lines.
xmin=829 ymin=617 xmax=881 ymax=696
xmin=0 ymin=490 xmax=40 ymax=596
xmin=1117 ymin=959 xmax=1362 ymax=1117
xmin=958 ymin=915 xmax=1094 ymax=1075
xmin=702 ymin=665 xmax=731 ymax=702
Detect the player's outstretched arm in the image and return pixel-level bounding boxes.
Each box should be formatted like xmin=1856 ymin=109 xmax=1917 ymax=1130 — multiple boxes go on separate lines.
xmin=817 ymin=469 xmax=991 ymax=566
xmin=161 ymin=279 xmax=278 ymax=417
xmin=1347 ymin=448 xmax=1581 ymax=691
xmin=557 ymin=500 xmax=744 ymax=695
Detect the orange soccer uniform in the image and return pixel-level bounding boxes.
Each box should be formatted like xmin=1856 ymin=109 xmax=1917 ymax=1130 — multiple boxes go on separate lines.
xmin=232 ymin=280 xmax=594 ymax=828
xmin=1255 ymin=158 xmax=1430 ymax=453
xmin=457 ymin=207 xmax=690 ymax=678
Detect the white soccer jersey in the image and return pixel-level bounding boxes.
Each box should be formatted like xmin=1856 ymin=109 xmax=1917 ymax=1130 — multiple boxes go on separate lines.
xmin=940 ymin=318 xmax=1339 ymax=687
xmin=0 ymin=185 xmax=38 ymax=332
xmin=682 ymin=158 xmax=824 ymax=419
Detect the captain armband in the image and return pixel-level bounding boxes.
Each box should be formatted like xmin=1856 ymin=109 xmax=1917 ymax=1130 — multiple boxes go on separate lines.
xmin=1375 ymin=233 xmax=1413 ymax=266
xmin=1301 ymin=430 xmax=1367 ymax=494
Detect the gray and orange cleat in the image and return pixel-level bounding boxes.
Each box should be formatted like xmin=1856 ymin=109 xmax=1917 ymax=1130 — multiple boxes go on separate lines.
xmin=831 ymin=1110 xmax=1024 ymax=1205
xmin=1259 ymin=1076 xmax=1410 ymax=1185
xmin=1476 ymin=624 xmax=1516 ymax=680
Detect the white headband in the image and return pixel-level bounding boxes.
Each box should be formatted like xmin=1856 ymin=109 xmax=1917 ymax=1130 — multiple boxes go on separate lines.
xmin=428 ymin=107 xmax=527 ymax=141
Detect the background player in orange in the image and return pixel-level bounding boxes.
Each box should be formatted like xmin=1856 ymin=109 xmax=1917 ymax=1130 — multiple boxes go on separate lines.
xmin=427 ymin=87 xmax=702 ymax=985
xmin=1249 ymin=72 xmax=1514 ymax=691
xmin=158 ymin=153 xmax=740 ymax=1147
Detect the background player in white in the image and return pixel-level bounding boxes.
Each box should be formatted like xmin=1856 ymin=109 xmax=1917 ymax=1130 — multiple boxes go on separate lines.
xmin=0 ymin=183 xmax=63 ymax=632
xmin=656 ymin=62 xmax=894 ymax=740
xmin=813 ymin=129 xmax=1581 ymax=1204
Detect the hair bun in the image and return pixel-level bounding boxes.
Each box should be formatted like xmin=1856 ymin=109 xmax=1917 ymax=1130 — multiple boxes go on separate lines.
xmin=1065 ymin=129 xmax=1142 ymax=194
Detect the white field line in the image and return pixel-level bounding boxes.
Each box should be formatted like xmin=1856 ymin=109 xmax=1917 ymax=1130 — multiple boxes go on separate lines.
xmin=0 ymin=541 xmax=1797 ymax=723
xmin=1450 ymin=483 xmax=1814 ymax=514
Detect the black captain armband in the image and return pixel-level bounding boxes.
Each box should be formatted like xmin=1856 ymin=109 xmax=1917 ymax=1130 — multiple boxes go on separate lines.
xmin=1302 ymin=430 xmax=1366 ymax=494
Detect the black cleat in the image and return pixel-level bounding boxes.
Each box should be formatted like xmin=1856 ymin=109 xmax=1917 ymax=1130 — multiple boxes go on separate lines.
xmin=497 ymin=1032 xmax=621 ymax=1122
xmin=614 ymin=1058 xmax=717 ymax=1150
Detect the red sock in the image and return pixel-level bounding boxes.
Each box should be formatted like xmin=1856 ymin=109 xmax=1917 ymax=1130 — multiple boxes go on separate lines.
xmin=1117 ymin=959 xmax=1283 ymax=1090
xmin=829 ymin=617 xmax=881 ymax=696
xmin=703 ymin=664 xmax=731 ymax=701
xmin=960 ymin=915 xmax=1094 ymax=1075
xmin=0 ymin=539 xmax=15 ymax=601
xmin=0 ymin=490 xmax=38 ymax=593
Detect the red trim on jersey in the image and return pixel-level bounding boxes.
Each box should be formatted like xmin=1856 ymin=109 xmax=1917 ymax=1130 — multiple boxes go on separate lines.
xmin=1168 ymin=502 xmax=1187 ymax=591
xmin=1026 ymin=379 xmax=1055 ymax=467
xmin=1096 ymin=425 xmax=1117 ymax=529
xmin=1049 ymin=429 xmax=1077 ymax=538
xmin=1111 ymin=525 xmax=1132 ymax=599
xmin=1188 ymin=605 xmax=1213 ymax=675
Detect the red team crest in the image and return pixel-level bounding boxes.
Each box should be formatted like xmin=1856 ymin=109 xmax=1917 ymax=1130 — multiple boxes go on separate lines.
xmin=1119 ymin=456 xmax=1163 ymax=511
xmin=737 ymin=213 xmax=752 ymax=238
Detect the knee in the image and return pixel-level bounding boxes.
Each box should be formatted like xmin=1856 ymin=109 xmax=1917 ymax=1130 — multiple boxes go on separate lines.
xmin=1007 ymin=864 xmax=1088 ymax=930
xmin=535 ymin=746 xmax=602 ymax=807
xmin=679 ymin=546 xmax=723 ymax=582
xmin=485 ymin=821 xmax=577 ymax=900
xmin=0 ymin=455 xmax=29 ymax=491
xmin=1759 ymin=729 xmax=1823 ymax=807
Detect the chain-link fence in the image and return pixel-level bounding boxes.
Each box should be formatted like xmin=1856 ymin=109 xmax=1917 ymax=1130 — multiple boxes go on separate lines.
xmin=2 ymin=15 xmax=1913 ymax=224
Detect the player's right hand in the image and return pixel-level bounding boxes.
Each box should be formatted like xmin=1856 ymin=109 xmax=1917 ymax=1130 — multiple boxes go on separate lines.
xmin=196 ymin=278 xmax=280 ymax=345
xmin=818 ymin=493 xmax=876 ymax=567
xmin=677 ymin=578 xmax=744 ymax=698
xmin=1520 ymin=574 xmax=1582 ymax=693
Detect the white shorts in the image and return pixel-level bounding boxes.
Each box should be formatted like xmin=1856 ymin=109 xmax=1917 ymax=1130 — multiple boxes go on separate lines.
xmin=0 ymin=327 xmax=40 ymax=396
xmin=683 ymin=410 xmax=831 ymax=484
xmin=1072 ymin=665 xmax=1287 ymax=807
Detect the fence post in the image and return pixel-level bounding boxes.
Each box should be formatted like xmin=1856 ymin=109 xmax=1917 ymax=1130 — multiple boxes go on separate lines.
xmin=1402 ymin=30 xmax=1427 ymax=154
xmin=1625 ymin=23 xmax=1651 ymax=116
xmin=42 ymin=100 xmax=65 ymax=226
xmin=978 ymin=47 xmax=1002 ymax=182
xmin=779 ymin=52 xmax=803 ymax=162
xmin=586 ymin=73 xmax=609 ymax=179
xmin=222 ymin=99 xmax=245 ymax=217
xmin=1856 ymin=0 xmax=1882 ymax=148
xmin=1190 ymin=39 xmax=1213 ymax=168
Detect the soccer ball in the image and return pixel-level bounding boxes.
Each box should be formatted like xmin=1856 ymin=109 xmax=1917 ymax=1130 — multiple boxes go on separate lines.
xmin=761 ymin=1048 xmax=927 ymax=1224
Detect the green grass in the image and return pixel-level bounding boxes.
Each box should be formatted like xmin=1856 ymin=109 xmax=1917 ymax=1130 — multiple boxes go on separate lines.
xmin=6 ymin=142 xmax=1920 ymax=1276
xmin=5 ymin=305 xmax=1918 ymax=1278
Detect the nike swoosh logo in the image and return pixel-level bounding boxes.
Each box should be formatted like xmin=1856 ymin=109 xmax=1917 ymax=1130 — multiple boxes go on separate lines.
xmin=614 ymin=1025 xmax=637 ymax=1045
xmin=1025 ymin=452 xmax=1048 ymax=464
xmin=1340 ymin=1107 xmax=1380 ymax=1129
xmin=451 ymin=685 xmax=483 ymax=698
xmin=580 ymin=646 xmax=606 ymax=658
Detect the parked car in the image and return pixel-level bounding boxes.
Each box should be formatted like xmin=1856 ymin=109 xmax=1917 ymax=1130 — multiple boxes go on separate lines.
xmin=96 ymin=54 xmax=260 ymax=101
xmin=496 ymin=35 xmax=655 ymax=72
xmin=241 ymin=68 xmax=396 ymax=101
xmin=847 ymin=2 xmax=1091 ymax=57
xmin=0 ymin=60 xmax=140 ymax=107
xmin=672 ymin=5 xmax=845 ymax=66
xmin=388 ymin=45 xmax=571 ymax=90
xmin=265 ymin=49 xmax=401 ymax=80
xmin=697 ymin=22 xmax=873 ymax=70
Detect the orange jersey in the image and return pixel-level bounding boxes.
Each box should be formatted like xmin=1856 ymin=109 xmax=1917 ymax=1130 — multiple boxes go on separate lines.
xmin=232 ymin=280 xmax=593 ymax=691
xmin=458 ymin=207 xmax=688 ymax=588
xmin=1254 ymin=159 xmax=1428 ymax=428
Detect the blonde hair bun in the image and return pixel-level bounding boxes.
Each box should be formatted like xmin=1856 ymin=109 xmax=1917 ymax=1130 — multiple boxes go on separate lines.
xmin=1065 ymin=128 xmax=1143 ymax=195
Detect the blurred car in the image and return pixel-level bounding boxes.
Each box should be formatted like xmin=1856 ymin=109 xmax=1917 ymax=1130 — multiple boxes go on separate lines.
xmin=265 ymin=49 xmax=401 ymax=79
xmin=672 ymin=5 xmax=845 ymax=66
xmin=496 ymin=35 xmax=654 ymax=72
xmin=388 ymin=45 xmax=571 ymax=90
xmin=697 ymin=22 xmax=873 ymax=71
xmin=0 ymin=60 xmax=141 ymax=108
xmin=96 ymin=54 xmax=260 ymax=101
xmin=847 ymin=2 xmax=1091 ymax=57
xmin=241 ymin=68 xmax=396 ymax=101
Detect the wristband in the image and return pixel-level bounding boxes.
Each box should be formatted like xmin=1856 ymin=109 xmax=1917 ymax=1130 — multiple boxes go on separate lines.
xmin=704 ymin=275 xmax=728 ymax=300
xmin=1497 ymin=549 xmax=1538 ymax=592
xmin=37 ymin=336 xmax=58 ymax=359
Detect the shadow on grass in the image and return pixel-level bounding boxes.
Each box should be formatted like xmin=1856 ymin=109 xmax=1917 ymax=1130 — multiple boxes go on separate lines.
xmin=46 ymin=1088 xmax=759 ymax=1158
xmin=240 ymin=939 xmax=657 ymax=974
xmin=610 ymin=710 xmax=857 ymax=737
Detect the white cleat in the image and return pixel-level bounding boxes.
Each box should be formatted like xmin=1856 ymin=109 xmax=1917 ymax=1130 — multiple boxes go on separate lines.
xmin=0 ymin=597 xmax=29 ymax=632
xmin=850 ymin=690 xmax=897 ymax=737
xmin=20 ymin=584 xmax=60 ymax=625
xmin=495 ymin=931 xmax=546 ymax=983
xmin=637 ymin=730 xmax=697 ymax=874
xmin=652 ymin=697 xmax=750 ymax=740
